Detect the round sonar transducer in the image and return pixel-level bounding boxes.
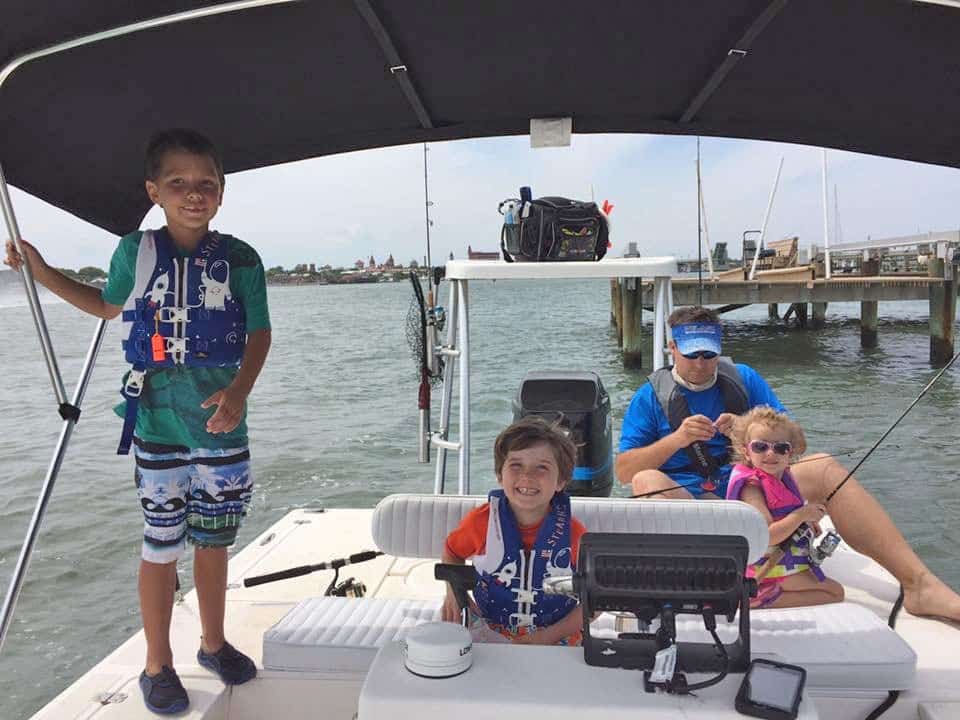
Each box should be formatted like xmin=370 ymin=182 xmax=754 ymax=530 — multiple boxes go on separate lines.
xmin=402 ymin=622 xmax=473 ymax=678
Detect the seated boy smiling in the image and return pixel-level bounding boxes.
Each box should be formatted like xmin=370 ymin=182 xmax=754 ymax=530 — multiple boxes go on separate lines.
xmin=441 ymin=417 xmax=586 ymax=645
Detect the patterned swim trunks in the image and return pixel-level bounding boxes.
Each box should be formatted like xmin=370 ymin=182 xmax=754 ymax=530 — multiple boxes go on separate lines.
xmin=134 ymin=438 xmax=254 ymax=564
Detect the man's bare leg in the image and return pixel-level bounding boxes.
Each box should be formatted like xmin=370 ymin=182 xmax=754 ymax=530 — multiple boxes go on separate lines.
xmin=631 ymin=470 xmax=695 ymax=500
xmin=792 ymin=453 xmax=960 ymax=622
xmin=631 ymin=470 xmax=722 ymax=499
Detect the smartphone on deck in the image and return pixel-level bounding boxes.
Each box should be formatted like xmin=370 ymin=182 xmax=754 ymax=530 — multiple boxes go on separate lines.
xmin=735 ymin=658 xmax=806 ymax=719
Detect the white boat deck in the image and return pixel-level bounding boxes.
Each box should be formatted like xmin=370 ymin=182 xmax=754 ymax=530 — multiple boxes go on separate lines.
xmin=30 ymin=506 xmax=960 ymax=720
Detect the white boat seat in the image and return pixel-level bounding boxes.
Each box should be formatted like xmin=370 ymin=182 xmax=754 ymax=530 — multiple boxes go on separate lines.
xmin=262 ymin=494 xmax=915 ymax=692
xmin=264 ymin=495 xmax=769 ymax=674
xmin=371 ymin=494 xmax=771 ymax=563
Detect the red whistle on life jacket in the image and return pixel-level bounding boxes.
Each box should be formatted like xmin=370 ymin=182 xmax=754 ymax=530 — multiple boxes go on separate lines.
xmin=701 ymin=479 xmax=717 ymax=492
xmin=151 ymin=333 xmax=166 ymax=362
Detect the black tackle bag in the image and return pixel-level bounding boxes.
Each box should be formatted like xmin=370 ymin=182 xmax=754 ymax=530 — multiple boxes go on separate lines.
xmin=501 ymin=196 xmax=609 ymax=262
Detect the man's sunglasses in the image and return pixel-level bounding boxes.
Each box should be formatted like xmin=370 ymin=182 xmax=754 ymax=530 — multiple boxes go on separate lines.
xmin=681 ymin=350 xmax=718 ymax=360
xmin=748 ymin=439 xmax=792 ymax=456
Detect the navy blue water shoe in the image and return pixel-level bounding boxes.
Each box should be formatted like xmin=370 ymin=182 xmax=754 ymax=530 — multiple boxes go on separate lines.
xmin=139 ymin=665 xmax=189 ymax=715
xmin=197 ymin=641 xmax=257 ymax=685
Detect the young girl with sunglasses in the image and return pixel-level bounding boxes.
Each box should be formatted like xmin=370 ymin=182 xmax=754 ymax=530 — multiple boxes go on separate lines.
xmin=726 ymin=406 xmax=845 ymax=609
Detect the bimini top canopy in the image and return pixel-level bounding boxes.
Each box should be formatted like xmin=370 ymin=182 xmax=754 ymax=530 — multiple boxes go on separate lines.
xmin=1 ymin=0 xmax=959 ymax=235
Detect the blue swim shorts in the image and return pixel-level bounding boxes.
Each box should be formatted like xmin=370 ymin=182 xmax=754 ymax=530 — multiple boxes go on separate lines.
xmin=669 ymin=471 xmax=729 ymax=499
xmin=134 ymin=439 xmax=254 ymax=564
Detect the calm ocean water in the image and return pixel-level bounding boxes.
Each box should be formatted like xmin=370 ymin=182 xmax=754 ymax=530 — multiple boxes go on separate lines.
xmin=2 ymin=279 xmax=959 ymax=717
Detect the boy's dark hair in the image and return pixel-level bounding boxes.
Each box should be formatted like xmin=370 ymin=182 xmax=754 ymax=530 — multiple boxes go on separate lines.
xmin=145 ymin=128 xmax=225 ymax=185
xmin=668 ymin=305 xmax=719 ymax=327
xmin=494 ymin=416 xmax=577 ymax=488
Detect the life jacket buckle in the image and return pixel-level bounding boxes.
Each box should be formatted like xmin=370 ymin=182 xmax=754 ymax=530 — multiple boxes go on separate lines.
xmin=158 ymin=306 xmax=189 ymax=323
xmin=164 ymin=337 xmax=188 ymax=355
xmin=124 ymin=369 xmax=146 ymax=398
xmin=508 ymin=611 xmax=537 ymax=629
xmin=511 ymin=588 xmax=537 ymax=604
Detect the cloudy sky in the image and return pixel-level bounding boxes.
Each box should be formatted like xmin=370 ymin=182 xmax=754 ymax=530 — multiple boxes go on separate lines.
xmin=7 ymin=132 xmax=960 ymax=271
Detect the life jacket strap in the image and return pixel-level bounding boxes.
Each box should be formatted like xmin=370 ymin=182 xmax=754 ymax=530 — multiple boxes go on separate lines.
xmin=117 ymin=367 xmax=146 ymax=455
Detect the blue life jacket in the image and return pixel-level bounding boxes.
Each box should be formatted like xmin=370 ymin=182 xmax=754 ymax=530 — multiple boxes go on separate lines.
xmin=473 ymin=489 xmax=578 ymax=631
xmin=116 ymin=229 xmax=246 ymax=454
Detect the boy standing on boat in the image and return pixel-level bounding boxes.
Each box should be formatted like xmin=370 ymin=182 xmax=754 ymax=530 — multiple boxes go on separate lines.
xmin=4 ymin=129 xmax=271 ymax=714
xmin=441 ymin=417 xmax=586 ymax=645
xmin=616 ymin=305 xmax=960 ymax=623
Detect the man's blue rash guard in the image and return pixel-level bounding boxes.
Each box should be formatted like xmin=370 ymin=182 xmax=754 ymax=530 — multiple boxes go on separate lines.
xmin=618 ymin=363 xmax=786 ymax=494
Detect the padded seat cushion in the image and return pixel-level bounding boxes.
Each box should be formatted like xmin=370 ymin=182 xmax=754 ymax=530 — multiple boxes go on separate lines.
xmin=741 ymin=603 xmax=916 ymax=691
xmin=592 ymin=602 xmax=915 ymax=691
xmin=265 ymin=598 xmax=915 ymax=691
xmin=372 ymin=494 xmax=770 ymax=563
xmin=263 ymin=597 xmax=441 ymax=673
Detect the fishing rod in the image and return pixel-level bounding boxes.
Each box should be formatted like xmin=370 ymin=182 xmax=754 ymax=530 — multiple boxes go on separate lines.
xmin=748 ymin=352 xmax=959 ymax=581
xmin=826 ymin=349 xmax=960 ymax=503
xmin=629 ymin=445 xmax=903 ymax=499
xmin=243 ymin=550 xmax=384 ymax=592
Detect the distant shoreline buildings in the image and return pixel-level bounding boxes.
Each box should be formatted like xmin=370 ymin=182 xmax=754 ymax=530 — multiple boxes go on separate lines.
xmin=0 ymin=252 xmax=446 ymax=289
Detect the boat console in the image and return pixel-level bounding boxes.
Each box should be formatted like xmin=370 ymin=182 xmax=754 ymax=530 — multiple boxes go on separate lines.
xmin=574 ymin=532 xmax=752 ymax=682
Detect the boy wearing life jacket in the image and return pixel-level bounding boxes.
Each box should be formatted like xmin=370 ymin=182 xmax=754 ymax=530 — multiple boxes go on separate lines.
xmin=4 ymin=129 xmax=271 ymax=714
xmin=441 ymin=416 xmax=587 ymax=645
xmin=726 ymin=406 xmax=844 ymax=609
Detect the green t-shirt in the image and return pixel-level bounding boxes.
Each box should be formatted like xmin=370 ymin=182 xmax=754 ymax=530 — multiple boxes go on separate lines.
xmin=102 ymin=229 xmax=271 ymax=449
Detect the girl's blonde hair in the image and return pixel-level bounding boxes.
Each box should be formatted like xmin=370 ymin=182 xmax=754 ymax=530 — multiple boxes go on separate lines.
xmin=730 ymin=406 xmax=807 ymax=465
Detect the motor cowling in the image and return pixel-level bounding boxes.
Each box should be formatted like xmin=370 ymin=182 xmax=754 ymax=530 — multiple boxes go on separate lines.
xmin=512 ymin=371 xmax=613 ymax=497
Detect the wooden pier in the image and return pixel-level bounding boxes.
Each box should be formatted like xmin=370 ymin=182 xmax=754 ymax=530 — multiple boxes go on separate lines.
xmin=610 ymin=265 xmax=957 ymax=368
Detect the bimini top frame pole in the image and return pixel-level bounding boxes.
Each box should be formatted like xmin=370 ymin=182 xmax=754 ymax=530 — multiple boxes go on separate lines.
xmin=0 ymin=0 xmax=303 ymax=657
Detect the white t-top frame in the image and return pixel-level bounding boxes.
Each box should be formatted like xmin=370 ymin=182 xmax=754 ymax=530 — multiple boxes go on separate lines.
xmin=432 ymin=257 xmax=676 ymax=495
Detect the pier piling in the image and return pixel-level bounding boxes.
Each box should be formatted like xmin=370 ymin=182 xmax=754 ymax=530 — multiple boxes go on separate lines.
xmin=928 ymin=258 xmax=956 ymax=365
xmin=811 ymin=302 xmax=828 ymax=328
xmin=609 ymin=279 xmax=619 ymax=327
xmin=621 ymin=278 xmax=643 ymax=368
xmin=860 ymin=301 xmax=878 ymax=348
xmin=768 ymin=303 xmax=779 ymax=320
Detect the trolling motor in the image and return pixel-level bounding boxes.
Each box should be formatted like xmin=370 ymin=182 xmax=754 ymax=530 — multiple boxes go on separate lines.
xmin=513 ymin=371 xmax=614 ymax=497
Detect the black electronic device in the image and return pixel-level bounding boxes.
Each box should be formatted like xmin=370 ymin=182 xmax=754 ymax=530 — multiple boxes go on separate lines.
xmin=735 ymin=659 xmax=806 ymax=720
xmin=572 ymin=532 xmax=753 ymax=682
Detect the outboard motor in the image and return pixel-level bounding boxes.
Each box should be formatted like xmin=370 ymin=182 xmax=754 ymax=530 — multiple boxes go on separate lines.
xmin=512 ymin=371 xmax=613 ymax=497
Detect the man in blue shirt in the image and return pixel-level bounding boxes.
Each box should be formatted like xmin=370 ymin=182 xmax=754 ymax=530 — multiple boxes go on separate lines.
xmin=616 ymin=305 xmax=960 ymax=622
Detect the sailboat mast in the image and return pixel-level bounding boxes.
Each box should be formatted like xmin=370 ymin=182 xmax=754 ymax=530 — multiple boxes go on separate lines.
xmin=423 ymin=144 xmax=433 ymax=267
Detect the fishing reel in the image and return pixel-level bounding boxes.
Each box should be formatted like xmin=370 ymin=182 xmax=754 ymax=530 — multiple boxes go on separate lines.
xmin=328 ymin=577 xmax=367 ymax=598
xmin=793 ymin=525 xmax=842 ymax=567
xmin=426 ymin=304 xmax=446 ymax=377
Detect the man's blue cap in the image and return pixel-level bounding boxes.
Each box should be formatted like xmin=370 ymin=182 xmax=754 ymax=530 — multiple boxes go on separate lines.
xmin=672 ymin=322 xmax=722 ymax=356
